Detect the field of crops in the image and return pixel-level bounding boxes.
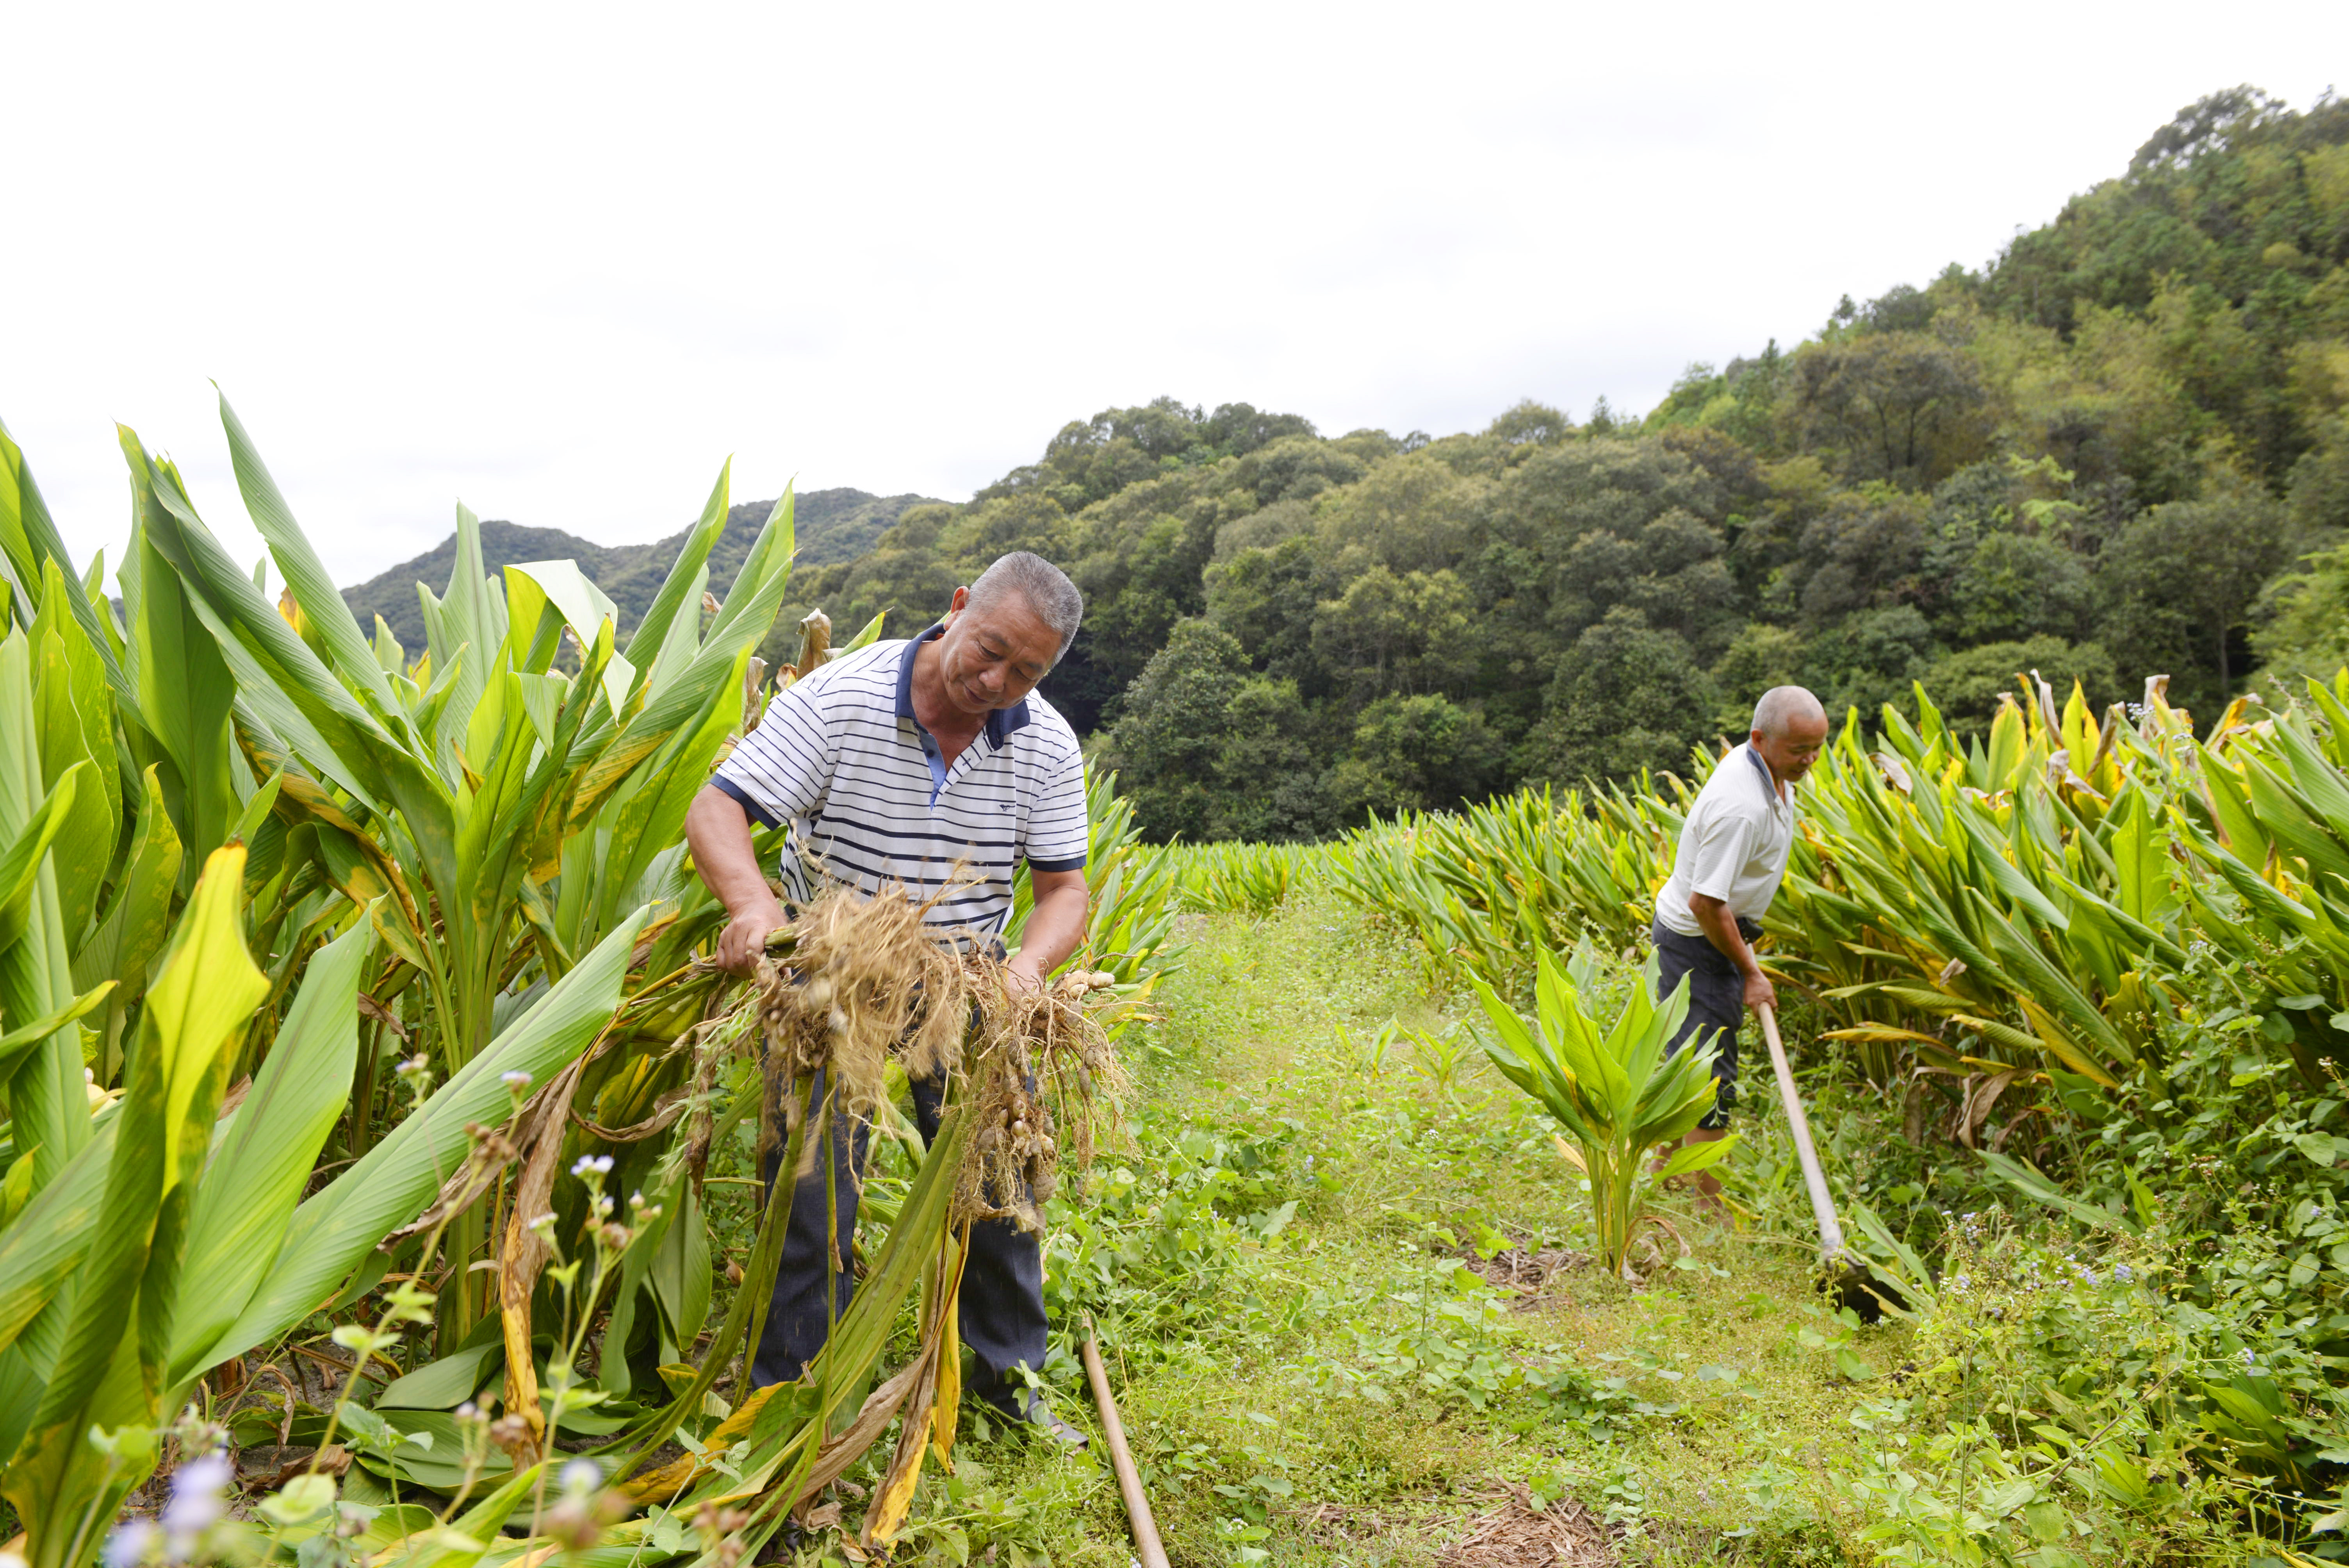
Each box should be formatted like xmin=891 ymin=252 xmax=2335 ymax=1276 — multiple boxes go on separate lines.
xmin=1323 ymin=678 xmax=2349 ymax=1560
xmin=1100 ymin=676 xmax=2349 ymax=1559
xmin=0 ymin=409 xmax=1185 ymax=1568
xmin=9 ymin=394 xmax=2349 ymax=1565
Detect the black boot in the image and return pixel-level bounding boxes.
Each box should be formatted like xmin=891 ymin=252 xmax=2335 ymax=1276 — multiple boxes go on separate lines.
xmin=978 ymin=1382 xmax=1089 ymax=1452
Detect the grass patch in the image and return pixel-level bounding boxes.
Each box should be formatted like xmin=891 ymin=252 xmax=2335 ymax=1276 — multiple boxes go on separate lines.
xmin=774 ymin=889 xmax=1920 ymax=1566
xmin=775 ymin=889 xmax=2285 ymax=1564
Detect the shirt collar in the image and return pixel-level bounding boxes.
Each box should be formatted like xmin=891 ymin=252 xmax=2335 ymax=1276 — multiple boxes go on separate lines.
xmin=897 ymin=622 xmax=1034 ymax=749
xmin=1745 ymin=742 xmax=1789 ymax=812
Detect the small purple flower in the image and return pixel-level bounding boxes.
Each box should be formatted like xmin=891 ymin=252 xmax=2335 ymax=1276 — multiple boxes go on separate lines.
xmin=162 ymin=1453 xmax=232 ymax=1537
xmin=103 ymin=1521 xmax=156 ymax=1568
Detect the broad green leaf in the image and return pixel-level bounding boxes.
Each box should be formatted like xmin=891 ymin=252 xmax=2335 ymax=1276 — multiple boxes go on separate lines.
xmin=625 ymin=460 xmax=731 ymax=670
xmin=2108 ymin=788 xmax=2167 ymax=923
xmin=374 ymin=614 xmax=406 ymax=675
xmin=0 ymin=428 xmax=46 ymax=619
xmin=141 ymin=849 xmax=271 ymax=1185
xmin=216 ymin=390 xmax=401 ymax=716
xmin=134 ymin=446 xmax=390 ymax=821
xmin=378 ymin=1339 xmax=504 ymax=1411
xmin=123 ymin=461 xmax=241 ymax=867
xmin=572 ymin=645 xmax=749 ymax=947
xmin=504 ymin=560 xmax=636 ymax=715
xmin=168 ymin=916 xmax=374 ymax=1384
xmin=835 ymin=608 xmax=888 ymax=655
xmin=1838 ymin=1199 xmax=1937 ymax=1316
xmin=0 ymin=419 xmax=133 ymax=713
xmin=1955 ymin=808 xmax=2070 ymax=930
xmin=2 ymin=848 xmax=258 ymax=1564
xmin=0 ymin=760 xmax=86 ymax=951
xmin=1654 ymin=1132 xmax=1740 ymax=1180
xmin=197 ymin=905 xmax=651 ymax=1370
xmin=1971 ymin=889 xmax=2133 ymax=1067
xmin=2199 ymin=757 xmax=2270 ymax=867
xmin=1978 ymin=1148 xmax=2139 ymax=1235
xmin=651 ymin=1179 xmax=712 ymax=1360
xmin=0 ymin=635 xmax=93 ymax=1197
xmin=706 ymin=482 xmax=787 ymax=653
xmin=434 ymin=503 xmax=503 ymax=746
xmin=638 ymin=561 xmax=707 ymax=699
xmin=27 ymin=557 xmax=123 ymax=922
xmin=71 ymin=766 xmax=185 ymax=1007
xmin=30 ymin=639 xmax=116 ymax=946
xmin=0 ymin=1115 xmax=117 ymax=1357
xmin=2242 ymin=754 xmax=2349 ymax=887
xmin=126 ymin=432 xmax=455 ymax=891
xmin=0 ymin=982 xmax=114 ymax=1079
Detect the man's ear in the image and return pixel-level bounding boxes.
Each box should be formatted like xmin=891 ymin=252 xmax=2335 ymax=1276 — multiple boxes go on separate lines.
xmin=943 ymin=585 xmax=971 ymax=626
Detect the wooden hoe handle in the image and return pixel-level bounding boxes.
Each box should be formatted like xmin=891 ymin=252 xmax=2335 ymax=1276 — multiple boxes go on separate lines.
xmin=1082 ymin=1319 xmax=1170 ymax=1568
xmin=1757 ymin=1002 xmax=1848 ymax=1262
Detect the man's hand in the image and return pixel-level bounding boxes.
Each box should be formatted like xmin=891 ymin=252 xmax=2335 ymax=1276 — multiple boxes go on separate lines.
xmin=1003 ymin=868 xmax=1089 ymax=1000
xmin=717 ymin=895 xmax=788 ymax=976
xmin=1690 ymin=892 xmax=1776 ymax=1013
xmin=1005 ymin=953 xmax=1046 ymax=998
xmin=686 ymin=786 xmax=790 ymax=976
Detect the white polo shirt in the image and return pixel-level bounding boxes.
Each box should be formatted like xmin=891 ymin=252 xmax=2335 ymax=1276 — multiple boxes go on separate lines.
xmin=1654 ymin=743 xmax=1797 ymax=938
xmin=710 ymin=624 xmax=1089 ymax=939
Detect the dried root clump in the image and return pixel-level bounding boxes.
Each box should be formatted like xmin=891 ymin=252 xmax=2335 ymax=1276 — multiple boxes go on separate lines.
xmin=956 ymin=964 xmax=1127 ymax=1233
xmin=704 ymin=884 xmax=1129 ymax=1229
xmin=737 ymin=887 xmax=972 ymax=1178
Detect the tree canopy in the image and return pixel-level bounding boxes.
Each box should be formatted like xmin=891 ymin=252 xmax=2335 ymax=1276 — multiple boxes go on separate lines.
xmin=777 ymin=90 xmax=2349 ymax=840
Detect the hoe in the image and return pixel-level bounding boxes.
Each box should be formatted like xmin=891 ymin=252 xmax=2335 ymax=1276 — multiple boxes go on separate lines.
xmin=1757 ymin=1002 xmax=1887 ymax=1320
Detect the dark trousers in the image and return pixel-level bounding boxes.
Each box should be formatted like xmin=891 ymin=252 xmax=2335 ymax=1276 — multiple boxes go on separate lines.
xmin=749 ymin=1067 xmax=1048 ymax=1394
xmin=1652 ymin=917 xmax=1759 ymax=1131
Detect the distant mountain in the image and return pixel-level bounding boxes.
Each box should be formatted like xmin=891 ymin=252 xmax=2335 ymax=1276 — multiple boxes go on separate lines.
xmin=341 ymin=487 xmax=934 ymax=652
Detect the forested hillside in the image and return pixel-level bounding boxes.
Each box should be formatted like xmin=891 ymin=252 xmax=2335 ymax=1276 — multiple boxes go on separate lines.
xmin=788 ymin=87 xmax=2349 ymax=842
xmin=343 ymin=486 xmax=930 ymax=649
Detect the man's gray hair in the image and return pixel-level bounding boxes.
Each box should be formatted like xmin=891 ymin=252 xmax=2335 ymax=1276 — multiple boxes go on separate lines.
xmin=1751 ymin=684 xmax=1826 ymax=738
xmin=967 ymin=551 xmax=1084 ymax=657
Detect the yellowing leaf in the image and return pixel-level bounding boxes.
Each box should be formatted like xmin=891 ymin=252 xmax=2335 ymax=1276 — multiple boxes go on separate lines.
xmin=143 ymin=846 xmax=267 ymax=1184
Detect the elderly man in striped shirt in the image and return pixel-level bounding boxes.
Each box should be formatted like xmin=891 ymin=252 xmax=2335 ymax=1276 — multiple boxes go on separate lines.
xmin=684 ymin=551 xmax=1095 ymax=1448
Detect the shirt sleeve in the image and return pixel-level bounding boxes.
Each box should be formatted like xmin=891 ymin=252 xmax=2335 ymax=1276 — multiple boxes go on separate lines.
xmin=1021 ymin=745 xmax=1089 ymax=873
xmin=711 ymin=676 xmax=836 ymax=829
xmin=1686 ymin=809 xmax=1756 ymax=905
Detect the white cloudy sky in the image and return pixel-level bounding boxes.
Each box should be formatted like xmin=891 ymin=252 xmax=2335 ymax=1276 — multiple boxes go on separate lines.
xmin=5 ymin=2 xmax=2345 ymax=590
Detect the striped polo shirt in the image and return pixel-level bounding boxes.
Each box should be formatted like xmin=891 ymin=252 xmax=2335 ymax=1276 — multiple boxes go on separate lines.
xmin=711 ymin=623 xmax=1089 ymax=938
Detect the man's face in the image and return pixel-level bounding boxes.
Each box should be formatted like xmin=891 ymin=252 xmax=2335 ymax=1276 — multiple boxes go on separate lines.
xmin=1753 ymin=712 xmax=1830 ymax=784
xmin=934 ymin=586 xmax=1061 ymax=716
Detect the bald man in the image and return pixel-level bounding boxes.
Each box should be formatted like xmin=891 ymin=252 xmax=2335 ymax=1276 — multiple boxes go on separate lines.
xmin=1652 ymin=686 xmax=1830 ymax=1197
